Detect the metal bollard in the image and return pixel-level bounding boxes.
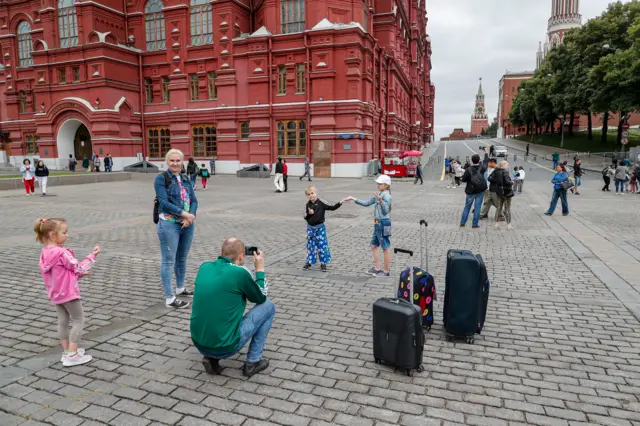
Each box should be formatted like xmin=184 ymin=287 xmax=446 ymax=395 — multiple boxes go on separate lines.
xmin=466 ymin=156 xmax=470 ymax=162
xmin=514 ymin=154 xmax=518 ymax=162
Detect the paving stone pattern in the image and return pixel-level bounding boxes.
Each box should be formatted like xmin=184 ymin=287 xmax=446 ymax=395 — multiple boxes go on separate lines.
xmin=1 ymin=172 xmax=639 ymax=426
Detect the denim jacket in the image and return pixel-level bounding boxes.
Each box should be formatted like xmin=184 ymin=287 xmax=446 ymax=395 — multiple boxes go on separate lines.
xmin=154 ymin=172 xmax=198 ymax=217
xmin=355 ymin=190 xmax=392 ymax=220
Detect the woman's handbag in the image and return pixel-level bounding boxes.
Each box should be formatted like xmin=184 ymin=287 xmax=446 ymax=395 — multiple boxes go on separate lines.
xmin=560 ymin=180 xmax=575 ymax=191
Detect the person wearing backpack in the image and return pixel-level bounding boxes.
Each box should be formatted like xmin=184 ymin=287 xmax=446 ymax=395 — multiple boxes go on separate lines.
xmin=199 ymin=163 xmax=210 ymax=190
xmin=459 ymin=154 xmax=487 ymax=229
xmin=602 ymin=164 xmax=614 ymax=191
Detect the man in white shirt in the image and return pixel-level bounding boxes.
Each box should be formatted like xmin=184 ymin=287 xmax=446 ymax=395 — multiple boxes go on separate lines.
xmin=517 ymin=166 xmax=525 ymax=193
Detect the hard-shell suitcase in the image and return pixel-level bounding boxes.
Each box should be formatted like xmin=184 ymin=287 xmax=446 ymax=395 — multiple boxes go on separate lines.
xmin=397 ymin=220 xmax=437 ymax=330
xmin=372 ymin=248 xmax=425 ymax=376
xmin=443 ymin=249 xmax=490 ymax=344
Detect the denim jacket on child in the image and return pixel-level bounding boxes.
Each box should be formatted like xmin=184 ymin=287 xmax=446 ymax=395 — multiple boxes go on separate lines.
xmin=154 ymin=172 xmax=199 ymax=217
xmin=355 ymin=190 xmax=392 ymax=220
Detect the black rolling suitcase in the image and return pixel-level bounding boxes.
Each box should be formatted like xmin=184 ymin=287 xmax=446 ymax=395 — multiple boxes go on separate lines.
xmin=443 ymin=249 xmax=490 ymax=344
xmin=373 ymin=248 xmax=425 ymax=376
xmin=397 ymin=220 xmax=437 ymax=330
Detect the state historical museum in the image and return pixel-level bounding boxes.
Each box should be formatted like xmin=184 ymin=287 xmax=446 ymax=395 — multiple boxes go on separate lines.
xmin=0 ymin=0 xmax=435 ymax=177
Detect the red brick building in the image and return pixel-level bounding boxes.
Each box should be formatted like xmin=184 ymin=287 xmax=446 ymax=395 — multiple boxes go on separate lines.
xmin=0 ymin=0 xmax=434 ymax=177
xmin=470 ymin=79 xmax=488 ymax=136
xmin=441 ymin=128 xmax=472 ymax=141
xmin=496 ymin=71 xmax=534 ymax=138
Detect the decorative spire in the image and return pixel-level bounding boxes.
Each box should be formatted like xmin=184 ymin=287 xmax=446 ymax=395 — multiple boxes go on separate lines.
xmin=477 ymin=78 xmax=483 ymax=96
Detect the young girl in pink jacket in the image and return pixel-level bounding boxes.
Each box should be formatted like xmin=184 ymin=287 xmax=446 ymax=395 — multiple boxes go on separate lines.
xmin=35 ymin=218 xmax=100 ymax=367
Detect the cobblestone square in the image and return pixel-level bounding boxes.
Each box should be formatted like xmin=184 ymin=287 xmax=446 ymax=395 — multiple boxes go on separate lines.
xmin=1 ymin=148 xmax=640 ymax=426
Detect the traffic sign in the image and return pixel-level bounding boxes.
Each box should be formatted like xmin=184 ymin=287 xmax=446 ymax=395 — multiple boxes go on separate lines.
xmin=621 ymin=137 xmax=629 ymax=145
xmin=622 ymin=131 xmax=629 ymax=138
xmin=622 ymin=122 xmax=630 ymax=131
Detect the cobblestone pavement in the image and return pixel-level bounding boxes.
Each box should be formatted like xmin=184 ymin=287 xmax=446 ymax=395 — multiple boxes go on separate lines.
xmin=1 ymin=151 xmax=640 ymax=426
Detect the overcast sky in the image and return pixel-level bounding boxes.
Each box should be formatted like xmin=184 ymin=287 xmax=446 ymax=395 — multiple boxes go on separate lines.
xmin=428 ymin=0 xmax=630 ymax=140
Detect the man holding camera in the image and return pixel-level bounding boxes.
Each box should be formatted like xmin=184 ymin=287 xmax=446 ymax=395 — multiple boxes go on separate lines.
xmin=190 ymin=238 xmax=275 ymax=378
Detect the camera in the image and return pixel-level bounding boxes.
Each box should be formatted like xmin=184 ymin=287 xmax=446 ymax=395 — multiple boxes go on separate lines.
xmin=244 ymin=246 xmax=258 ymax=256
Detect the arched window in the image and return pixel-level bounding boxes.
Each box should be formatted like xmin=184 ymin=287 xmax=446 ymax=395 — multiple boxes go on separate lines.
xmin=17 ymin=21 xmax=34 ymax=67
xmin=58 ymin=0 xmax=78 ymax=47
xmin=190 ymin=0 xmax=212 ymax=46
xmin=145 ymin=0 xmax=166 ymax=51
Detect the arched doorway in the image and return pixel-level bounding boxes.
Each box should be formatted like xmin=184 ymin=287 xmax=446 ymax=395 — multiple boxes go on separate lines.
xmin=57 ymin=118 xmax=92 ymax=161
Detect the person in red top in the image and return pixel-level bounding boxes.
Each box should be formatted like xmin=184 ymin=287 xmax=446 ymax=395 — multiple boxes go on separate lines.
xmin=282 ymin=159 xmax=289 ymax=192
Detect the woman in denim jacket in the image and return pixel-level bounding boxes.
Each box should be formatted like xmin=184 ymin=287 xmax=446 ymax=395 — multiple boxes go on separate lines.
xmin=348 ymin=175 xmax=393 ymax=277
xmin=154 ymin=149 xmax=198 ymax=309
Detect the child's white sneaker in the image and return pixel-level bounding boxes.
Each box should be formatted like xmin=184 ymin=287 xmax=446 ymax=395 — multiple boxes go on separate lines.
xmin=62 ymin=352 xmax=92 ymax=367
xmin=61 ymin=348 xmax=85 ymax=362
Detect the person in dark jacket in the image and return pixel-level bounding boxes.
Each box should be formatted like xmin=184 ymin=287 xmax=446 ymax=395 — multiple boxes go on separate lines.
xmin=274 ymin=158 xmax=284 ymax=193
xmin=68 ymin=154 xmax=76 ymax=172
xmin=488 ymin=160 xmax=514 ymax=230
xmin=571 ymin=159 xmax=583 ymax=195
xmin=104 ymin=154 xmax=113 ymax=172
xmin=413 ymin=161 xmax=424 ymax=185
xmin=34 ymin=160 xmax=50 ymax=196
xmin=82 ymin=157 xmax=89 ymax=172
xmin=186 ymin=157 xmax=198 ymax=189
xmin=459 ymin=154 xmax=487 ymax=228
xmin=302 ymin=185 xmax=346 ymax=272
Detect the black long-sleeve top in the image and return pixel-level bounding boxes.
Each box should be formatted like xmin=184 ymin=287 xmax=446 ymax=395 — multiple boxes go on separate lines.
xmin=304 ymin=199 xmax=342 ymax=226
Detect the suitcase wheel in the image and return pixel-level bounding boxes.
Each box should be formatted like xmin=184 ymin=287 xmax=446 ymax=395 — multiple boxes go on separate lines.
xmin=416 ymin=365 xmax=424 ymax=373
xmin=405 ymin=368 xmax=413 ymax=377
xmin=466 ymin=337 xmax=475 ymax=344
xmin=374 ymin=359 xmax=381 ymax=364
xmin=424 ymin=325 xmax=431 ymax=332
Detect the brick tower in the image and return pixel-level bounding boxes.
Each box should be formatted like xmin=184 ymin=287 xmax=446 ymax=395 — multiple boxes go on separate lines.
xmin=537 ymin=0 xmax=582 ymax=68
xmin=471 ymin=79 xmax=489 ymax=136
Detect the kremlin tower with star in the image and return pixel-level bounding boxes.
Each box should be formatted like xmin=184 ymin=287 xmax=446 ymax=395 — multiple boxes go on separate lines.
xmin=471 ymin=79 xmax=489 ymax=136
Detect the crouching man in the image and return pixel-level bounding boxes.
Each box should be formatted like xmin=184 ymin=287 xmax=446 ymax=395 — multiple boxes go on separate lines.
xmin=190 ymin=238 xmax=275 ymax=377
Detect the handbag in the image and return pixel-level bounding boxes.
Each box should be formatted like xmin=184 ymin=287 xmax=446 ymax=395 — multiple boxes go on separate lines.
xmin=560 ymin=180 xmax=575 ymax=191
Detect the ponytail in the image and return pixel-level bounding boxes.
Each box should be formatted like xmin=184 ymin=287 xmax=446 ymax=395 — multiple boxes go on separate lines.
xmin=33 ymin=218 xmax=66 ymax=244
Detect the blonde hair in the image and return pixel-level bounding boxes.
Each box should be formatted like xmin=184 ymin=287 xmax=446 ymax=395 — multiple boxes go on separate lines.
xmin=165 ymin=149 xmax=184 ymax=164
xmin=33 ymin=218 xmax=67 ymax=244
xmin=305 ymin=185 xmax=317 ymax=196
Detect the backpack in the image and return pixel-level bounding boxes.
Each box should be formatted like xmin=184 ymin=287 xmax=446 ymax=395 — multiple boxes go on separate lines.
xmin=201 ymin=169 xmax=209 ymax=178
xmin=470 ymin=167 xmax=487 ymax=193
xmin=602 ymin=167 xmax=609 ymax=178
xmin=153 ymin=171 xmax=171 ymax=224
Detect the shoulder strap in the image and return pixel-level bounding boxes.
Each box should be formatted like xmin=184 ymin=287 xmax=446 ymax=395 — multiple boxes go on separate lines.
xmin=163 ymin=171 xmax=171 ymax=188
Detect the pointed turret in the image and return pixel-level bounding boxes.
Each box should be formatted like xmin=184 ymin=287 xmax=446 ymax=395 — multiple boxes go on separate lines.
xmin=477 ymin=78 xmax=483 ymax=96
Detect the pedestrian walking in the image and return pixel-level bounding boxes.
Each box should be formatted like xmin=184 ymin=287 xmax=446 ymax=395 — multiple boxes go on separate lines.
xmin=571 ymin=159 xmax=583 ymax=195
xmin=104 ymin=154 xmax=113 ymax=172
xmin=413 ymin=160 xmax=424 ymax=185
xmin=552 ymin=151 xmax=560 ymax=169
xmin=602 ymin=164 xmax=614 ymax=191
xmin=544 ymin=164 xmax=570 ymax=216
xmin=20 ymin=158 xmax=36 ymax=196
xmin=35 ymin=160 xmax=50 ymax=197
xmin=209 ymin=157 xmax=216 ymax=176
xmin=186 ymin=157 xmax=198 ymax=189
xmin=300 ymin=157 xmax=312 ymax=182
xmin=512 ymin=167 xmax=521 ymax=194
xmin=454 ymin=161 xmax=464 ymax=187
xmin=517 ymin=166 xmax=525 ymax=193
xmin=489 ymin=145 xmax=495 ymax=157
xmin=629 ymin=167 xmax=637 ymax=194
xmin=448 ymin=158 xmax=457 ymax=188
xmin=489 ymin=160 xmax=514 ymax=230
xmin=459 ymin=154 xmax=487 ymax=229
xmin=199 ymin=163 xmax=210 ymax=190
xmin=526 ymin=143 xmax=530 ymax=159
xmin=154 ymin=149 xmax=197 ymax=309
xmin=68 ymin=154 xmax=76 ymax=172
xmin=274 ymin=157 xmax=284 ymax=193
xmin=82 ymin=157 xmax=90 ymax=172
xmin=302 ymin=185 xmax=346 ymax=272
xmin=282 ymin=159 xmax=289 ymax=192
xmin=93 ymin=155 xmax=100 ymax=172
xmin=614 ymin=162 xmax=627 ymax=194
xmin=35 ymin=217 xmax=100 ymax=367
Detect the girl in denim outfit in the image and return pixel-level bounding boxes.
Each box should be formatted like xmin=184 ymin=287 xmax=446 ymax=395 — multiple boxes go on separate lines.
xmin=349 ymin=175 xmax=393 ymax=277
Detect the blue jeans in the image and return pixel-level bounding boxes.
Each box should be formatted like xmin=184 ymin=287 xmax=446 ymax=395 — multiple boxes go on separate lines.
xmin=615 ymin=179 xmax=625 ymax=192
xmin=460 ymin=192 xmax=484 ymax=227
xmin=575 ymin=176 xmax=581 ymax=187
xmin=157 ymin=220 xmax=195 ymax=298
xmin=546 ymin=189 xmax=568 ymax=215
xmin=553 ymin=160 xmax=558 ymax=169
xmin=199 ymin=301 xmax=276 ymax=363
xmin=190 ymin=173 xmax=197 ymax=187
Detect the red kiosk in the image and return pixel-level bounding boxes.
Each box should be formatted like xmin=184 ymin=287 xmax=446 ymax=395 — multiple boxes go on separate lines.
xmin=380 ymin=149 xmax=424 ymax=178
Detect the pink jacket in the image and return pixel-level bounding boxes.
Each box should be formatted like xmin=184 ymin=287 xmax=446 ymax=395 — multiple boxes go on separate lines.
xmin=39 ymin=246 xmax=96 ymax=305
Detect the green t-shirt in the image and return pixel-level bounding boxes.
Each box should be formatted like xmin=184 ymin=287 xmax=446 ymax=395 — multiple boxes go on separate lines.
xmin=190 ymin=257 xmax=267 ymax=354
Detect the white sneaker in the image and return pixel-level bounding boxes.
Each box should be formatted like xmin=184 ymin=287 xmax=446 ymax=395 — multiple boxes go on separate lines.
xmin=61 ymin=348 xmax=85 ymax=362
xmin=62 ymin=352 xmax=92 ymax=367
xmin=507 ymin=224 xmax=514 ymax=231
xmin=494 ymin=223 xmax=500 ymax=230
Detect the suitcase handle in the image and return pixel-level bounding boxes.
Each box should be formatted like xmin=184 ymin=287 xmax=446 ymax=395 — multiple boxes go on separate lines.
xmin=419 ymin=220 xmax=428 ymax=227
xmin=394 ymin=248 xmax=413 ymax=256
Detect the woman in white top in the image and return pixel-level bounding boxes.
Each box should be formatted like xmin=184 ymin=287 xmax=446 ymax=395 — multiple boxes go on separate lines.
xmin=20 ymin=158 xmax=35 ymax=196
